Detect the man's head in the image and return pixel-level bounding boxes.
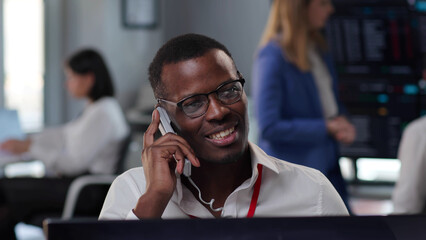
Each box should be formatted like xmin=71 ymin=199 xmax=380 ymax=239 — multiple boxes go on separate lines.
xmin=148 ymin=33 xmax=249 ymax=164
xmin=149 ymin=33 xmax=235 ymax=98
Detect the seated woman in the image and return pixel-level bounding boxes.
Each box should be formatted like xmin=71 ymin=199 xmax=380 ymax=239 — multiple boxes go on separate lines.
xmin=0 ymin=49 xmax=129 ymax=239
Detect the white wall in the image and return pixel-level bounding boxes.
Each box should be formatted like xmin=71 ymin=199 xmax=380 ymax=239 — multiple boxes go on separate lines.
xmin=46 ymin=0 xmax=164 ymax=122
xmin=163 ymin=0 xmax=270 ymax=94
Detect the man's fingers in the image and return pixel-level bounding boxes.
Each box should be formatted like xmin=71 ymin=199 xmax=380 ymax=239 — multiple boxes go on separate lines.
xmin=163 ymin=140 xmax=200 ymax=168
xmin=142 ymin=110 xmax=200 ymax=171
xmin=172 ymin=145 xmax=200 ymax=172
xmin=143 ymin=109 xmax=160 ymax=148
xmin=153 ymin=134 xmax=200 ymax=167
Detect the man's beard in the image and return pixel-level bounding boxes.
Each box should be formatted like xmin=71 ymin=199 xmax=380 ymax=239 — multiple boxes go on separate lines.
xmin=201 ymin=142 xmax=248 ymax=164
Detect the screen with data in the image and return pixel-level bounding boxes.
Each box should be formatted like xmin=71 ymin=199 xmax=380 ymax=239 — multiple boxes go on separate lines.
xmin=326 ymin=0 xmax=426 ymax=158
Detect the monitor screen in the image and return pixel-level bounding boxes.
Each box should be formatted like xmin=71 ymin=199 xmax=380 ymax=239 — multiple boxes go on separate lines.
xmin=326 ymin=0 xmax=424 ymax=158
xmin=0 ymin=109 xmax=24 ymax=143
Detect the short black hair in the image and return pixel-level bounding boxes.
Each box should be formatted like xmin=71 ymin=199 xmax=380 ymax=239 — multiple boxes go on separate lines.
xmin=148 ymin=33 xmax=235 ymax=98
xmin=67 ymin=49 xmax=115 ymax=101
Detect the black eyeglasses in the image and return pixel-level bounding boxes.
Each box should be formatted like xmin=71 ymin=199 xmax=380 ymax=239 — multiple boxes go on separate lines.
xmin=157 ymin=78 xmax=245 ymax=118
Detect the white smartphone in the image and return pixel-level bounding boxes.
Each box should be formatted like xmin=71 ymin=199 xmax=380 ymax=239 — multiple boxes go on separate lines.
xmin=157 ymin=107 xmax=192 ymax=177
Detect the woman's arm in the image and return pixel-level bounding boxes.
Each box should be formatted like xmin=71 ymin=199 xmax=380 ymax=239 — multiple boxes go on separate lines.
xmin=30 ymin=101 xmax=126 ymax=175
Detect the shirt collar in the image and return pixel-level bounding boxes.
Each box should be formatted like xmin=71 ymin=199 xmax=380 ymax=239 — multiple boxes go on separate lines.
xmin=172 ymin=173 xmax=184 ymax=203
xmin=172 ymin=141 xmax=279 ymax=205
xmin=248 ymin=141 xmax=280 ymax=174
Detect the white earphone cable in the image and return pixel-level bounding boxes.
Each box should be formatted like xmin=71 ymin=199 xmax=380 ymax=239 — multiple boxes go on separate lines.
xmin=187 ymin=176 xmax=223 ymax=212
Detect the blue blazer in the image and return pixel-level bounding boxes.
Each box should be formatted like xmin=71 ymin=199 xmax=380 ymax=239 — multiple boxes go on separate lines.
xmin=252 ymin=41 xmax=344 ymax=177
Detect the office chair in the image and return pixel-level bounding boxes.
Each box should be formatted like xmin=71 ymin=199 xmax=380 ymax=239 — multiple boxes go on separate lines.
xmin=61 ymin=133 xmax=133 ymax=219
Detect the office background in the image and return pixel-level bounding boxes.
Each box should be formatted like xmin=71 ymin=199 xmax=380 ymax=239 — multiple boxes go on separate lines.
xmin=3 ymin=1 xmax=426 ymax=239
xmin=1 ymin=0 xmax=424 ymax=215
xmin=18 ymin=0 xmax=270 ymax=126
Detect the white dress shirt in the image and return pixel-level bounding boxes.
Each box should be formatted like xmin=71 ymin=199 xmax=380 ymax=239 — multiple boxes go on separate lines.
xmin=99 ymin=142 xmax=349 ymax=220
xmin=393 ymin=117 xmax=426 ymax=214
xmin=29 ymin=97 xmax=129 ymax=176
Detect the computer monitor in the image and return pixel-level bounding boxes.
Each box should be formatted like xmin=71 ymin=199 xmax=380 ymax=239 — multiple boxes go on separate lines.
xmin=44 ymin=215 xmax=426 ymax=240
xmin=326 ymin=0 xmax=425 ymax=158
xmin=0 ymin=109 xmax=24 ymax=144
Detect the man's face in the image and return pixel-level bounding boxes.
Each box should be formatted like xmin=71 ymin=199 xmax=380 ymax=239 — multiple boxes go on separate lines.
xmin=160 ymin=49 xmax=249 ymax=164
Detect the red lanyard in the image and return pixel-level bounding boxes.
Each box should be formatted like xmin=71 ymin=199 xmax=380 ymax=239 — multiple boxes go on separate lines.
xmin=189 ymin=164 xmax=263 ymax=218
xmin=247 ymin=164 xmax=263 ymax=218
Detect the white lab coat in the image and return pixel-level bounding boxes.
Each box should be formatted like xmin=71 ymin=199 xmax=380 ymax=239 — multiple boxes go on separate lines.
xmin=29 ymin=97 xmax=129 ymax=176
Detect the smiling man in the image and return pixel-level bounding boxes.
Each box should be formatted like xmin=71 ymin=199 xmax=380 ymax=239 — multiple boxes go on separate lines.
xmin=99 ymin=34 xmax=348 ymax=219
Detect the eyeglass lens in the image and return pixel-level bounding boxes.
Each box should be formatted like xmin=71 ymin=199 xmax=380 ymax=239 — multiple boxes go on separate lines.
xmin=181 ymin=80 xmax=243 ymax=117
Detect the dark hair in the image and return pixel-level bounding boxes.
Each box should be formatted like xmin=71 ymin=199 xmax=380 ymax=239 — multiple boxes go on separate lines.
xmin=67 ymin=49 xmax=115 ymax=101
xmin=148 ymin=33 xmax=235 ymax=98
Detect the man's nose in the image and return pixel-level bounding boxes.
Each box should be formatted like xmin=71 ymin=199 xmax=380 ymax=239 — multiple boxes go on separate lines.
xmin=204 ymin=95 xmax=230 ymax=121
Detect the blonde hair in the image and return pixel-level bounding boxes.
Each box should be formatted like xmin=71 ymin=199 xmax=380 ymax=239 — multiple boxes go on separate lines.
xmin=259 ymin=0 xmax=327 ymax=71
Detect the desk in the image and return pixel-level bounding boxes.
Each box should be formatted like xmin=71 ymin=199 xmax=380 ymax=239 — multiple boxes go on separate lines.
xmin=0 ymin=152 xmax=31 ymax=167
xmin=0 ymin=153 xmax=42 ymax=178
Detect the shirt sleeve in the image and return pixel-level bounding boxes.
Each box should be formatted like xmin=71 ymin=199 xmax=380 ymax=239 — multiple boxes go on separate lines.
xmin=29 ymin=126 xmax=67 ymax=168
xmin=29 ymin=105 xmax=115 ymax=176
xmin=318 ymin=173 xmax=350 ymax=216
xmin=392 ymin=120 xmax=426 ymax=214
xmin=99 ymin=169 xmax=145 ymax=220
xmin=252 ymin=44 xmax=328 ymax=144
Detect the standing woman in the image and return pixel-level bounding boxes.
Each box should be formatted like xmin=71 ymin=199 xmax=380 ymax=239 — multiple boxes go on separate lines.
xmin=0 ymin=49 xmax=129 ymax=238
xmin=252 ymin=0 xmax=355 ymax=207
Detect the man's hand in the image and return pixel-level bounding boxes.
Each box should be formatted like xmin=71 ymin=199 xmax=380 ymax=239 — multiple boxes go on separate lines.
xmin=326 ymin=116 xmax=356 ymax=145
xmin=0 ymin=138 xmax=31 ymax=154
xmin=133 ymin=109 xmax=200 ymax=219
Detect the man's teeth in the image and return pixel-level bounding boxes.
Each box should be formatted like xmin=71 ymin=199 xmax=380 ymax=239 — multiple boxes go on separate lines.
xmin=209 ymin=127 xmax=235 ymax=140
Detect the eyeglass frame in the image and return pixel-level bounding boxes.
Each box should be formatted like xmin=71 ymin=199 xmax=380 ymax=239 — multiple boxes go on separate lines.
xmin=157 ymin=78 xmax=246 ymax=118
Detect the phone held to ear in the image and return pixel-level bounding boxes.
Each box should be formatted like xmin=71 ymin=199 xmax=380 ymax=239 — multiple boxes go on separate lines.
xmin=157 ymin=107 xmax=223 ymax=212
xmin=157 ymin=107 xmax=192 ymax=177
